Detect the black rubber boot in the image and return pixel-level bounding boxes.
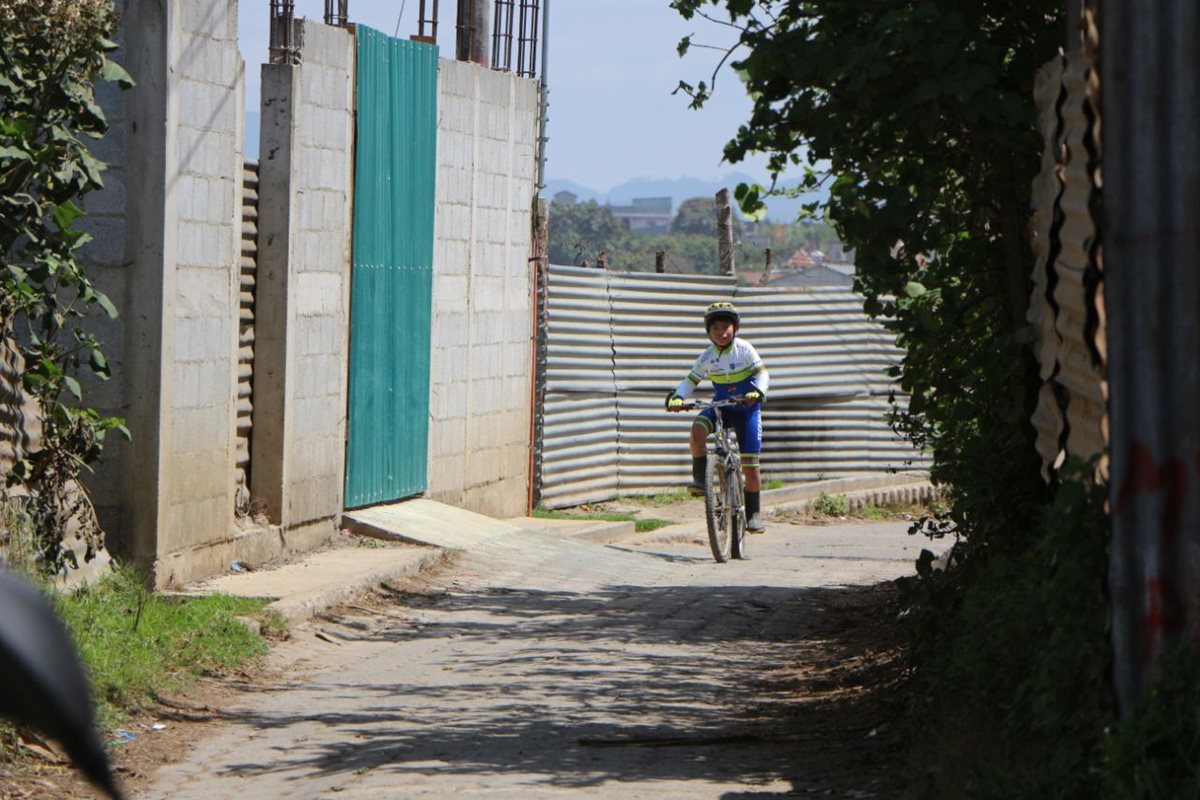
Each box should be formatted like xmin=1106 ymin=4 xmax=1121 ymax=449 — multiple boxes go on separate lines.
xmin=745 ymin=490 xmax=765 ymax=532
xmin=689 ymin=456 xmax=706 ymax=496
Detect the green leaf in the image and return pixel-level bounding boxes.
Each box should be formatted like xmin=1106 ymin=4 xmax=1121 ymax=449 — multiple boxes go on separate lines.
xmin=733 ymin=182 xmax=768 ymax=221
xmin=100 ymin=58 xmax=135 ymax=89
xmin=53 ymin=200 xmax=87 ymax=231
xmin=63 ymin=375 xmax=82 ymax=400
xmin=95 ymin=291 xmax=118 ymax=319
xmin=904 ymin=281 xmax=927 ymax=298
xmin=89 ymin=348 xmax=109 ymax=376
xmin=0 ymin=145 xmax=33 ymax=162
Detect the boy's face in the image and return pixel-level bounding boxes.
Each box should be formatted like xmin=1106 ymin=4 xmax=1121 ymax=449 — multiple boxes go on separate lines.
xmin=707 ymin=319 xmax=737 ymax=348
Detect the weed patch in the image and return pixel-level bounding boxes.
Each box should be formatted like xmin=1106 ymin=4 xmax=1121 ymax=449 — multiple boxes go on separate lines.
xmin=811 ymin=492 xmax=850 ymax=517
xmin=53 ymin=567 xmax=279 ymax=729
xmin=619 ymin=490 xmax=691 ymax=506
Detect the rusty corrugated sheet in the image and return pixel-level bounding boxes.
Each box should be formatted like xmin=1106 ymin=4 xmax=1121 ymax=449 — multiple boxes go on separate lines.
xmin=235 ymin=162 xmax=258 ymax=515
xmin=1054 ymin=51 xmax=1106 ymax=471
xmin=1028 ymin=48 xmax=1107 ymax=485
xmin=538 ymin=265 xmax=926 ymax=508
xmin=1029 ymin=55 xmax=1068 ymax=480
xmin=0 ymin=332 xmax=42 ymax=482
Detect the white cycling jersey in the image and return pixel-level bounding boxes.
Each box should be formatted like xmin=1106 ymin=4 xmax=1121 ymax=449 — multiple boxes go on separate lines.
xmin=673 ymin=337 xmax=770 ymax=401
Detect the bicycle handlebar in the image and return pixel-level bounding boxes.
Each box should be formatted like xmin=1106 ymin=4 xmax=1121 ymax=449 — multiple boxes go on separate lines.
xmin=675 ymin=396 xmax=751 ymax=411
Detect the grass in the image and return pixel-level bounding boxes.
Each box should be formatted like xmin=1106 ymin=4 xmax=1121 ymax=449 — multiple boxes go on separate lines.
xmin=533 ymin=508 xmax=674 ymax=533
xmin=763 ymin=479 xmax=786 ymax=490
xmin=52 ymin=566 xmax=284 ymax=729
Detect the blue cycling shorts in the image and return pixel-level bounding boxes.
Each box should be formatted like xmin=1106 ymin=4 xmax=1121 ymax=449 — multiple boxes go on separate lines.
xmin=695 ymin=404 xmax=762 ymax=468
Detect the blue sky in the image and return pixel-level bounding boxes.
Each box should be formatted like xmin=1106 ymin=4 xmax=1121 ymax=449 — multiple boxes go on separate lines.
xmin=238 ymin=1 xmax=772 ymax=193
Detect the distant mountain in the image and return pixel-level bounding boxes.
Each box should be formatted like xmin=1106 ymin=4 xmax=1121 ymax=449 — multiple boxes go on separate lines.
xmin=243 ymin=117 xmax=824 ymax=222
xmin=543 ymin=173 xmax=828 ymax=223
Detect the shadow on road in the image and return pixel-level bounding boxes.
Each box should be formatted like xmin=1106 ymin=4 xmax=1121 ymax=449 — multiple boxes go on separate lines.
xmin=213 ymin=579 xmax=911 ymax=797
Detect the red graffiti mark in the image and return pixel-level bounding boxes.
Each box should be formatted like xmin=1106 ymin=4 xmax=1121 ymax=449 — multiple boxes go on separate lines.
xmin=1141 ymin=577 xmax=1188 ymax=665
xmin=1116 ymin=442 xmax=1187 ymax=541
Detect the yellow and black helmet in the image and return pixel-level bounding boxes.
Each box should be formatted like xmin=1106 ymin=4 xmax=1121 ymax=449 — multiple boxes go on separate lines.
xmin=703 ymin=301 xmax=740 ymax=329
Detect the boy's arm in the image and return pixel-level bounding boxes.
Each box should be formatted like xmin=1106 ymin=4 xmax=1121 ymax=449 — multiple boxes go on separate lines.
xmin=746 ymin=342 xmax=769 ymax=399
xmin=669 ymin=349 xmax=710 ymax=402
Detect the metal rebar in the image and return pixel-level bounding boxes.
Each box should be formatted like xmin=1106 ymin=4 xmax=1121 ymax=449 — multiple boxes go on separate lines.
xmin=526 ymin=0 xmax=540 ymax=78
xmin=516 ymin=0 xmax=529 ymax=76
xmin=269 ymin=0 xmax=298 ymax=65
xmin=504 ymin=0 xmax=517 ymax=72
xmin=534 ymin=0 xmax=549 ymax=189
xmin=324 ymin=0 xmax=349 ymax=26
xmin=418 ymin=0 xmax=440 ymax=40
xmin=457 ymin=0 xmax=489 ymax=64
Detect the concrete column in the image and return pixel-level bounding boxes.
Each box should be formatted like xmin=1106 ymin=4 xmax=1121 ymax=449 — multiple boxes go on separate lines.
xmin=252 ymin=19 xmax=354 ymax=536
xmin=252 ymin=63 xmax=299 ymax=524
xmin=119 ymin=0 xmax=178 ymax=575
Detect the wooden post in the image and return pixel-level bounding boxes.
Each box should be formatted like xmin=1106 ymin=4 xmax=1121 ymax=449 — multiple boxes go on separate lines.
xmin=655 ymin=250 xmax=665 ymax=273
xmin=761 ymin=247 xmax=772 ymax=286
xmin=716 ymin=188 xmax=734 ymax=276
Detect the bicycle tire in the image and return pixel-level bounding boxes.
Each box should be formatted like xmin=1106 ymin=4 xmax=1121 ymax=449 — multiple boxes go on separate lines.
xmin=704 ymin=455 xmax=731 ymax=562
xmin=729 ymin=459 xmax=747 ymax=560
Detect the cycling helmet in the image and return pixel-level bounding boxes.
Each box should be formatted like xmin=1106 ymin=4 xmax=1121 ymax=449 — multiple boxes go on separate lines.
xmin=703 ymin=301 xmax=740 ymax=329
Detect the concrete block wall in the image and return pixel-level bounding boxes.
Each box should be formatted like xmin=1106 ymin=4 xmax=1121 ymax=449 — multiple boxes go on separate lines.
xmin=158 ymin=0 xmax=244 ymax=583
xmin=253 ymin=19 xmax=354 ymax=537
xmin=77 ymin=12 xmax=132 ymax=535
xmin=429 ymin=60 xmax=540 ymax=518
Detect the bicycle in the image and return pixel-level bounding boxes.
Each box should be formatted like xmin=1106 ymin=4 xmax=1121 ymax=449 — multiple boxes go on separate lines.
xmin=679 ymin=397 xmax=748 ymax=563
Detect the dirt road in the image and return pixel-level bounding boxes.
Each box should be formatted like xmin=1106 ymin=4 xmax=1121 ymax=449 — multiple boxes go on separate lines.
xmin=137 ymin=513 xmax=926 ymax=799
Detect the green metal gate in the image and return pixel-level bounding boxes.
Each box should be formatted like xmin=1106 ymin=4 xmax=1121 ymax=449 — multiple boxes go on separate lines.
xmin=345 ymin=28 xmax=439 ymax=508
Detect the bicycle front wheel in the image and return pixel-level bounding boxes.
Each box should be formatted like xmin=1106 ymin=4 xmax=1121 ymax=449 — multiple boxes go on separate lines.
xmin=705 ymin=454 xmax=732 ymax=562
xmin=729 ymin=459 xmax=747 ymax=560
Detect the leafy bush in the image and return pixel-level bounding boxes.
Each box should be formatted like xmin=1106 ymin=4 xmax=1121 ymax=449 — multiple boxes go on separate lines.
xmin=0 ymin=0 xmax=131 ymax=573
xmin=811 ymin=491 xmax=849 ymax=517
xmin=899 ymin=463 xmax=1111 ymax=797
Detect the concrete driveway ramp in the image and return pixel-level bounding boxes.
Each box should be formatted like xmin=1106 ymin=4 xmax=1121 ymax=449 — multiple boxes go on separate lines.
xmin=345 ymin=498 xmax=523 ymax=550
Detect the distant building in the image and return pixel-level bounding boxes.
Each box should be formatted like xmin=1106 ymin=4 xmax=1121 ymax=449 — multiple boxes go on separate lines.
xmin=610 ymin=196 xmax=672 ymax=234
xmin=761 ymin=264 xmax=855 ymax=289
xmin=784 ymin=249 xmax=816 ymax=268
xmin=552 ymin=190 xmax=578 ymax=205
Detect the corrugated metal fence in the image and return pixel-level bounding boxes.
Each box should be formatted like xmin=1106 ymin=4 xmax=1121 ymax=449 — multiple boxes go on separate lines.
xmin=235 ymin=161 xmax=259 ymax=515
xmin=537 ymin=265 xmax=927 ymax=508
xmin=1103 ymin=3 xmax=1200 ymax=714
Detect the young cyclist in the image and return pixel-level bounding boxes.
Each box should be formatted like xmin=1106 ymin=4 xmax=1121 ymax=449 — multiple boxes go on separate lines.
xmin=665 ymin=301 xmax=770 ymax=533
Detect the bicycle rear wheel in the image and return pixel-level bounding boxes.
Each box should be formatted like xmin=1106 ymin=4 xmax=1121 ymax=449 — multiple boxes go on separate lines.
xmin=704 ymin=455 xmax=731 ymax=562
xmin=729 ymin=460 xmax=747 ymax=560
